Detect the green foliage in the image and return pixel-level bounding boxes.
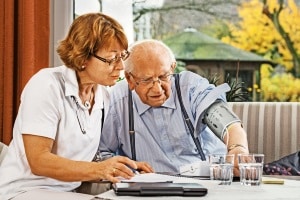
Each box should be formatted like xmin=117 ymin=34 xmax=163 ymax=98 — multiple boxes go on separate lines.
xmin=224 ymin=73 xmax=251 ymax=102
xmin=206 ymin=73 xmax=250 ymax=102
xmin=206 ymin=73 xmax=221 ymax=86
xmin=175 ymin=61 xmax=187 ymax=73
xmin=201 ymin=20 xmax=232 ymax=40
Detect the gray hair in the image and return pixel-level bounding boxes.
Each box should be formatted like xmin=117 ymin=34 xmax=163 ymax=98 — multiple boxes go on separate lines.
xmin=124 ymin=39 xmax=176 ymax=73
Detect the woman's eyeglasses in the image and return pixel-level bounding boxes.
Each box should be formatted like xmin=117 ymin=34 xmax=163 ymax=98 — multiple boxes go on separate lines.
xmin=91 ymin=51 xmax=130 ymax=66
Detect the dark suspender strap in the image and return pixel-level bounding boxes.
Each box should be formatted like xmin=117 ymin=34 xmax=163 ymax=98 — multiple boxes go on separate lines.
xmin=128 ymin=87 xmax=136 ymax=161
xmin=101 ymin=107 xmax=104 ymax=131
xmin=175 ymin=74 xmax=206 ymax=161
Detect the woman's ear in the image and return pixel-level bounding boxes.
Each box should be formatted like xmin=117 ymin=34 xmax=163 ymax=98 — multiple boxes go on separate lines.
xmin=125 ymin=72 xmax=135 ymax=90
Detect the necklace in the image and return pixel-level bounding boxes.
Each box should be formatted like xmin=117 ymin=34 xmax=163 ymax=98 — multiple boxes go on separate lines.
xmin=83 ymin=91 xmax=93 ymax=110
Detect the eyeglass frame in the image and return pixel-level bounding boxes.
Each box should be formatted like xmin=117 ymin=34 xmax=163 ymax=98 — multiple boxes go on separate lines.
xmin=90 ymin=50 xmax=130 ymax=66
xmin=129 ymin=71 xmax=174 ymax=88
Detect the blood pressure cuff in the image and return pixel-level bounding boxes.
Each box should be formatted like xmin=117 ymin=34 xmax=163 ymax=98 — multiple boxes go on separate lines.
xmin=203 ymin=100 xmax=241 ymax=140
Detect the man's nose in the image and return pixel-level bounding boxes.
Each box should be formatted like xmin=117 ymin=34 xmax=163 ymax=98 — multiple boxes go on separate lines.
xmin=151 ymin=79 xmax=161 ymax=86
xmin=151 ymin=79 xmax=163 ymax=91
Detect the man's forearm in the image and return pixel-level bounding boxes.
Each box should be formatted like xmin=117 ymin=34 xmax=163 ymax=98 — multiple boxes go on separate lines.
xmin=224 ymin=122 xmax=249 ymax=152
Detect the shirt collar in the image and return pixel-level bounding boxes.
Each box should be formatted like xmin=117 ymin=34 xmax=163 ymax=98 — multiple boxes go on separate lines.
xmin=62 ymin=66 xmax=79 ymax=97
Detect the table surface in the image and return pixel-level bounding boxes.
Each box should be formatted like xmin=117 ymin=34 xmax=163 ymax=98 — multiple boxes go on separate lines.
xmin=96 ymin=175 xmax=300 ymax=200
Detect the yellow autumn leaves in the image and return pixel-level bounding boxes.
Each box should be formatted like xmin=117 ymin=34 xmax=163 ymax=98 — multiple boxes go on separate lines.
xmin=222 ymin=0 xmax=300 ymax=101
xmin=260 ymin=65 xmax=300 ymax=101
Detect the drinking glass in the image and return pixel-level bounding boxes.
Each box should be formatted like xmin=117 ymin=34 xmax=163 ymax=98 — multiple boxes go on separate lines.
xmin=209 ymin=154 xmax=235 ymax=185
xmin=238 ymin=153 xmax=264 ymax=186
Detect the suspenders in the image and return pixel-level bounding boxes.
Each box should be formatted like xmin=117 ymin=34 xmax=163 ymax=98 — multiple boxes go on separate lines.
xmin=128 ymin=74 xmax=206 ymax=161
xmin=174 ymin=74 xmax=206 ymax=160
xmin=128 ymin=87 xmax=136 ymax=161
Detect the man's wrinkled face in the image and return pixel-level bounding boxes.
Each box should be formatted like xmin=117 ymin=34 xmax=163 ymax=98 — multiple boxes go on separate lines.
xmin=126 ymin=55 xmax=175 ymax=107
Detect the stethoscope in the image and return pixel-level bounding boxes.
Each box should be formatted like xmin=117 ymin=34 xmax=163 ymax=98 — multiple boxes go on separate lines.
xmin=71 ymin=96 xmax=87 ymax=134
xmin=71 ymin=95 xmax=105 ymax=135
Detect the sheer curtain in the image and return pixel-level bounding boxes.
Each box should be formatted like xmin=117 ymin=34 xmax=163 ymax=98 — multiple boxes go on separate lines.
xmin=0 ymin=0 xmax=50 ymax=144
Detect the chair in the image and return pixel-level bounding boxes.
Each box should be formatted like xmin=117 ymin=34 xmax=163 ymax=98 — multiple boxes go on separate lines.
xmin=0 ymin=142 xmax=8 ymax=165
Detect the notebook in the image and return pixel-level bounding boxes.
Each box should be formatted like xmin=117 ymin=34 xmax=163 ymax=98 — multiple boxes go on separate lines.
xmin=119 ymin=172 xmax=209 ymax=183
xmin=112 ymin=182 xmax=208 ymax=196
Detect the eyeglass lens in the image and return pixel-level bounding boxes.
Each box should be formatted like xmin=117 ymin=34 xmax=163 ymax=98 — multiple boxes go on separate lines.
xmin=91 ymin=51 xmax=129 ymax=66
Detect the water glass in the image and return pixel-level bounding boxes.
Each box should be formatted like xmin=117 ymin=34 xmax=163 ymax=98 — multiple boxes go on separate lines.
xmin=238 ymin=153 xmax=264 ymax=186
xmin=209 ymin=154 xmax=235 ymax=185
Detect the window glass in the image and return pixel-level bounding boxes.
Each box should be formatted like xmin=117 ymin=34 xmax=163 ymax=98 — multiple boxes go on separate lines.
xmin=74 ymin=0 xmax=100 ymax=16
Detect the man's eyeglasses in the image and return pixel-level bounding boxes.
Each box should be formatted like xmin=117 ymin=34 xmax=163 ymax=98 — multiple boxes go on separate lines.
xmin=129 ymin=72 xmax=173 ymax=88
xmin=91 ymin=51 xmax=130 ymax=66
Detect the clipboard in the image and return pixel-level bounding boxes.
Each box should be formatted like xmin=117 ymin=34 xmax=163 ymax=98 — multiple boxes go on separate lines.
xmin=112 ymin=182 xmax=208 ymax=196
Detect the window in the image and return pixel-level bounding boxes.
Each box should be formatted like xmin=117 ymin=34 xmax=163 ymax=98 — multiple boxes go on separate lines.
xmin=74 ymin=0 xmax=134 ymax=44
xmin=50 ymin=0 xmax=134 ymax=67
xmin=49 ymin=0 xmax=74 ymax=67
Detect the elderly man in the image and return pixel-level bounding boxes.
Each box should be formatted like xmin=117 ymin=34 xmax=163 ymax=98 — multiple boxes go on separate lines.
xmin=99 ymin=39 xmax=249 ymax=175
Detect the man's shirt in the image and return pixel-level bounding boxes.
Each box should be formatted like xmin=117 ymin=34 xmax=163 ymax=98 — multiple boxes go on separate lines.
xmin=100 ymin=71 xmax=228 ymax=173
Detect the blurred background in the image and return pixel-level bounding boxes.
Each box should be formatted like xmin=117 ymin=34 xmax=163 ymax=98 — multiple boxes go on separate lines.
xmin=74 ymin=0 xmax=300 ymax=102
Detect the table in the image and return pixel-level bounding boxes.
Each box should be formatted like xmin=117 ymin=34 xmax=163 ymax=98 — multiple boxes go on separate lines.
xmin=96 ymin=176 xmax=300 ymax=200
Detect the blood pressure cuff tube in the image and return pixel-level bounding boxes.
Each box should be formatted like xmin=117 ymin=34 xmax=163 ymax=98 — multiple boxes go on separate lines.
xmin=203 ymin=100 xmax=241 ymax=141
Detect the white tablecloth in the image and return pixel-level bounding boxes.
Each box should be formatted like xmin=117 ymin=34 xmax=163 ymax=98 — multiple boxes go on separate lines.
xmin=97 ymin=177 xmax=300 ymax=200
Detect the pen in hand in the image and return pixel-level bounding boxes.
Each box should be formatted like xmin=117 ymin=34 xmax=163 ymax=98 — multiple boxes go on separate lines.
xmin=132 ymin=168 xmax=140 ymax=175
xmin=127 ymin=165 xmax=140 ymax=175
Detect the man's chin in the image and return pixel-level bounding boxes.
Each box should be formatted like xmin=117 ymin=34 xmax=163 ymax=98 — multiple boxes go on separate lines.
xmin=148 ymin=99 xmax=166 ymax=107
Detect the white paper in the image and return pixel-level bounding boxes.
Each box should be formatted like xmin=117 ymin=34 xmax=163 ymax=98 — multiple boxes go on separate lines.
xmin=179 ymin=160 xmax=210 ymax=176
xmin=119 ymin=173 xmax=178 ymax=183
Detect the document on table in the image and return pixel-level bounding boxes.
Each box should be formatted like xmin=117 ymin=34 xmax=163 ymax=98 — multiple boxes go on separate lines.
xmin=121 ymin=173 xmax=176 ymax=183
xmin=118 ymin=173 xmax=210 ymax=184
xmin=179 ymin=160 xmax=210 ymax=176
xmin=119 ymin=173 xmax=177 ymax=183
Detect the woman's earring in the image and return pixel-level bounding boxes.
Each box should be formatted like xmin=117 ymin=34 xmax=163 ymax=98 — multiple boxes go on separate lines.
xmin=82 ymin=66 xmax=85 ymax=70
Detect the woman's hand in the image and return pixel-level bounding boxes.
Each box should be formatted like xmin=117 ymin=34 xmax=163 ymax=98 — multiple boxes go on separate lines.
xmin=97 ymin=157 xmax=155 ymax=183
xmin=97 ymin=156 xmax=138 ymax=183
xmin=23 ymin=135 xmax=153 ymax=183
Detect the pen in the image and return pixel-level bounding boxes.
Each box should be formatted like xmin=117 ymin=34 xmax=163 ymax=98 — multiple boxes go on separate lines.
xmin=132 ymin=168 xmax=140 ymax=175
xmin=127 ymin=165 xmax=140 ymax=175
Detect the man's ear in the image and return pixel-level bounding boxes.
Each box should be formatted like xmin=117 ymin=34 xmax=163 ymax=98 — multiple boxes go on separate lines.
xmin=171 ymin=62 xmax=177 ymax=72
xmin=125 ymin=72 xmax=135 ymax=90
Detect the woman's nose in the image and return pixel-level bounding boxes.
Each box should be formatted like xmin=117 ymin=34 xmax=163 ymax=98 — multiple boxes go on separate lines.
xmin=115 ymin=59 xmax=125 ymax=70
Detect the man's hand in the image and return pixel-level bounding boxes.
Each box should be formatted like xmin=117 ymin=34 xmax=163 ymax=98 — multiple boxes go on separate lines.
xmin=228 ymin=146 xmax=249 ymax=177
xmin=135 ymin=161 xmax=154 ymax=174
